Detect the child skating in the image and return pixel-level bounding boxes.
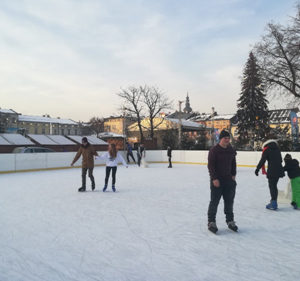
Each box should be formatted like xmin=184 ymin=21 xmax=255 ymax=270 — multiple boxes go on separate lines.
xmin=283 ymin=154 xmax=300 ymax=209
xmin=98 ymin=143 xmax=128 ymax=192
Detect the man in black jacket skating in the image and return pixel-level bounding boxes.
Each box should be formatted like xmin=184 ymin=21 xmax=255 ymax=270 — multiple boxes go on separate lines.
xmin=207 ymin=130 xmax=237 ymax=233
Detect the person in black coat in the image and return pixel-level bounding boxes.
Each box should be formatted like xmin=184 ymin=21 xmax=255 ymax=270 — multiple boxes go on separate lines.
xmin=255 ymin=139 xmax=285 ymax=210
xmin=167 ymin=146 xmax=172 ymax=168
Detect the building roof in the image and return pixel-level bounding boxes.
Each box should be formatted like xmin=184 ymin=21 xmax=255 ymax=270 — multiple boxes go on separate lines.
xmin=211 ymin=114 xmax=236 ymax=120
xmin=28 ymin=134 xmax=58 ymax=145
xmin=0 ymin=135 xmax=11 ymax=145
xmin=0 ymin=109 xmax=18 ymax=114
xmin=269 ymin=108 xmax=298 ymax=124
xmin=0 ymin=133 xmax=34 ymax=145
xmin=166 ymin=118 xmax=204 ymax=129
xmin=47 ymin=135 xmax=76 ymax=145
xmin=67 ymin=135 xmax=108 ymax=145
xmin=99 ymin=132 xmax=126 ymax=138
xmin=18 ymin=115 xmax=78 ymax=125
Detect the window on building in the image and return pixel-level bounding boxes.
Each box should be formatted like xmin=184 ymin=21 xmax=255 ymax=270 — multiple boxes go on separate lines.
xmin=68 ymin=129 xmax=71 ymax=135
xmin=42 ymin=128 xmax=45 ymax=134
xmin=75 ymin=130 xmax=77 ymax=135
xmin=61 ymin=129 xmax=64 ymax=135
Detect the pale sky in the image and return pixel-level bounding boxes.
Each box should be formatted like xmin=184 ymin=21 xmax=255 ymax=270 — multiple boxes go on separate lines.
xmin=0 ymin=0 xmax=297 ymax=121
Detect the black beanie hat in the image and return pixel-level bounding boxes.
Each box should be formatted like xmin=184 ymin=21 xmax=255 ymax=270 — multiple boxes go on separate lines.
xmin=219 ymin=130 xmax=230 ymax=140
xmin=82 ymin=137 xmax=88 ymax=142
xmin=284 ymin=154 xmax=292 ymax=161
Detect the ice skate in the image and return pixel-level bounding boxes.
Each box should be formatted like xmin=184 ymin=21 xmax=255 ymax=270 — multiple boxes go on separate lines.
xmin=78 ymin=186 xmax=86 ymax=192
xmin=227 ymin=221 xmax=238 ymax=232
xmin=266 ymin=200 xmax=278 ymax=210
xmin=208 ymin=222 xmax=218 ymax=234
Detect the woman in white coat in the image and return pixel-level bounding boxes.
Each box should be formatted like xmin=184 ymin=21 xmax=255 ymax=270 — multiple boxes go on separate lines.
xmin=98 ymin=143 xmax=128 ymax=192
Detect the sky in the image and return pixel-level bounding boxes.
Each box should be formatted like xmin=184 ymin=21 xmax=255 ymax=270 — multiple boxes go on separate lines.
xmin=0 ymin=0 xmax=298 ymax=121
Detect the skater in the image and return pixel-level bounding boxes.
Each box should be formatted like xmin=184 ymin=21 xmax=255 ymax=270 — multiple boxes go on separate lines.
xmin=126 ymin=142 xmax=136 ymax=164
xmin=136 ymin=143 xmax=141 ymax=167
xmin=137 ymin=143 xmax=146 ymax=167
xmin=255 ymin=139 xmax=285 ymax=210
xmin=98 ymin=143 xmax=128 ymax=192
xmin=71 ymin=137 xmax=98 ymax=192
xmin=139 ymin=144 xmax=148 ymax=168
xmin=283 ymin=154 xmax=300 ymax=209
xmin=167 ymin=146 xmax=172 ymax=168
xmin=207 ymin=130 xmax=238 ymax=233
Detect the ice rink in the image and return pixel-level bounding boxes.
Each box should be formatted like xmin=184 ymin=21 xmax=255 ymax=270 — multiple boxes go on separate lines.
xmin=0 ymin=163 xmax=299 ymax=281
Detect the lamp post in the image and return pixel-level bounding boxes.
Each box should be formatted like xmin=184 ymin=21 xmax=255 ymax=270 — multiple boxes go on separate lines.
xmin=178 ymin=100 xmax=184 ymax=149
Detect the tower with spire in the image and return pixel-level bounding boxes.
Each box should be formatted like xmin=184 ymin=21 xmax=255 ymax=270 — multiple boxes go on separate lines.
xmin=183 ymin=93 xmax=192 ymax=113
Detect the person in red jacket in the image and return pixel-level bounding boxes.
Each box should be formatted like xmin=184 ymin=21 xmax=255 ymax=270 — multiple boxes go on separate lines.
xmin=207 ymin=130 xmax=238 ymax=234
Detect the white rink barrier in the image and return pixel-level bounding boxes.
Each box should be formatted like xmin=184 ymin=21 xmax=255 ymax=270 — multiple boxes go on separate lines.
xmin=0 ymin=150 xmax=300 ymax=173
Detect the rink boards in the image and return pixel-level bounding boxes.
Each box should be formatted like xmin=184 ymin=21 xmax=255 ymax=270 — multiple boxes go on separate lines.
xmin=1 ymin=150 xmax=300 ymax=174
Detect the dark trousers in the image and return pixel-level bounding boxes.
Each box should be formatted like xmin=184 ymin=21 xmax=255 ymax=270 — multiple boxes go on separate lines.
xmin=208 ymin=179 xmax=236 ymax=223
xmin=137 ymin=154 xmax=142 ymax=167
xmin=127 ymin=152 xmax=136 ymax=163
xmin=82 ymin=167 xmax=95 ymax=188
xmin=105 ymin=166 xmax=117 ymax=186
xmin=268 ymin=177 xmax=279 ymax=201
xmin=168 ymin=156 xmax=172 ymax=168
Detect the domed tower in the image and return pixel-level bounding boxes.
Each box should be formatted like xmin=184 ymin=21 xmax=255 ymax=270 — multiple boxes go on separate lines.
xmin=183 ymin=93 xmax=192 ymax=113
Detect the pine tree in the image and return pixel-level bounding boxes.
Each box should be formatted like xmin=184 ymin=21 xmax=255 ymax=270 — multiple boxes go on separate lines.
xmin=236 ymin=52 xmax=269 ymax=146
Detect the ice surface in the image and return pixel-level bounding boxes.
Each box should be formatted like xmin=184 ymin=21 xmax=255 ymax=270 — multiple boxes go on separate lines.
xmin=0 ymin=164 xmax=299 ymax=281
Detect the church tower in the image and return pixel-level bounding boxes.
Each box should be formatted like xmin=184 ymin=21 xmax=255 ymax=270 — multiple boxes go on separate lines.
xmin=183 ymin=93 xmax=192 ymax=113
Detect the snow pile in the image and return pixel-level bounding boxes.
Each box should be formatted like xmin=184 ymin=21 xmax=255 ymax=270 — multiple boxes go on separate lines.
xmin=0 ymin=164 xmax=299 ymax=281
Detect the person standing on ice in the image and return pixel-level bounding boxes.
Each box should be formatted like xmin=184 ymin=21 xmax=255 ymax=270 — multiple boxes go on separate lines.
xmin=207 ymin=130 xmax=238 ymax=233
xmin=98 ymin=143 xmax=128 ymax=192
xmin=255 ymin=139 xmax=285 ymax=210
xmin=283 ymin=154 xmax=300 ymax=209
xmin=167 ymin=146 xmax=172 ymax=168
xmin=126 ymin=142 xmax=136 ymax=164
xmin=139 ymin=143 xmax=148 ymax=168
xmin=71 ymin=137 xmax=98 ymax=192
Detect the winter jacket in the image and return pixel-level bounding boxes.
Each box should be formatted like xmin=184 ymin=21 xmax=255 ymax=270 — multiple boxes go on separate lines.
xmin=284 ymin=158 xmax=300 ymax=179
xmin=208 ymin=144 xmax=237 ymax=180
xmin=256 ymin=140 xmax=284 ymax=179
xmin=167 ymin=148 xmax=172 ymax=157
xmin=98 ymin=151 xmax=127 ymax=167
xmin=71 ymin=143 xmax=98 ymax=168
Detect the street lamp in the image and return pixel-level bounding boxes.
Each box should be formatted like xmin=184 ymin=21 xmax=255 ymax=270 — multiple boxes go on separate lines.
xmin=178 ymin=100 xmax=184 ymax=149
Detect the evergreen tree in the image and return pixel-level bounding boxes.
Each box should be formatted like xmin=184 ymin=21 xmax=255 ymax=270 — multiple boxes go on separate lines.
xmin=236 ymin=52 xmax=269 ymax=146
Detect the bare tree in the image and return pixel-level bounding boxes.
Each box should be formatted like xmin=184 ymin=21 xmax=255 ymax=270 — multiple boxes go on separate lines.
xmin=142 ymin=86 xmax=173 ymax=139
xmin=117 ymin=86 xmax=144 ymax=142
xmin=254 ymin=5 xmax=300 ymax=100
xmin=89 ymin=117 xmax=104 ymax=137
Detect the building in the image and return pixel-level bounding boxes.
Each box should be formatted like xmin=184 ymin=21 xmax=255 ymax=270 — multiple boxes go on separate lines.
xmin=0 ymin=108 xmax=19 ymax=133
xmin=104 ymin=116 xmax=137 ymax=135
xmin=17 ymin=115 xmax=80 ymax=135
xmin=127 ymin=117 xmax=209 ymax=148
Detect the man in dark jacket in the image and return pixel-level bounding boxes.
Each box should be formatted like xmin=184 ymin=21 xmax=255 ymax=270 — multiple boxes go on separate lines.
xmin=126 ymin=142 xmax=136 ymax=164
xmin=255 ymin=140 xmax=285 ymax=210
xmin=207 ymin=130 xmax=237 ymax=233
xmin=71 ymin=137 xmax=98 ymax=192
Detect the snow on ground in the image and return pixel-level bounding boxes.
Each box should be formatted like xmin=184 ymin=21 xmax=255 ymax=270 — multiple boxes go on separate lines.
xmin=0 ymin=164 xmax=299 ymax=281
